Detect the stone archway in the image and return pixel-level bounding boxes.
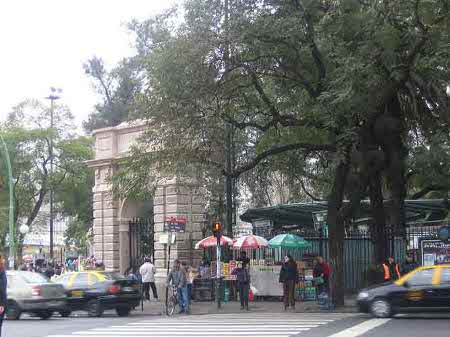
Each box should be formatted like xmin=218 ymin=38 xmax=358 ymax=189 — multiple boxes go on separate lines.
xmin=86 ymin=122 xmax=205 ymax=285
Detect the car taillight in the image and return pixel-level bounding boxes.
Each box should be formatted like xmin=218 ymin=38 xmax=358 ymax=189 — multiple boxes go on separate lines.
xmin=32 ymin=286 xmax=42 ymax=297
xmin=108 ymin=285 xmax=120 ymax=294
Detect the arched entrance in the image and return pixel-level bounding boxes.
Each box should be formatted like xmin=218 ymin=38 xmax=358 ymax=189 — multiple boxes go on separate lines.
xmin=86 ymin=122 xmax=206 ymax=286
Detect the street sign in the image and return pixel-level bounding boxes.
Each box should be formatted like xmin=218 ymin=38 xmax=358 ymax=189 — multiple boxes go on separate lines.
xmin=164 ymin=217 xmax=187 ymax=233
xmin=159 ymin=232 xmax=176 ymax=245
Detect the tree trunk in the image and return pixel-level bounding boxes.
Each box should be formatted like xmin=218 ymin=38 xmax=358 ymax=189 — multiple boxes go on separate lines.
xmin=368 ymin=172 xmax=389 ymax=264
xmin=328 ymin=161 xmax=349 ymax=307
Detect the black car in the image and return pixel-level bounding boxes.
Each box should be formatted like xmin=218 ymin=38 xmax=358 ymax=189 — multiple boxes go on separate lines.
xmin=53 ymin=271 xmax=140 ymax=317
xmin=357 ymin=264 xmax=450 ymax=317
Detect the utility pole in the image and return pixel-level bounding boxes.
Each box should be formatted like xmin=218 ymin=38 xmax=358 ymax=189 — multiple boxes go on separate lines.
xmin=0 ymin=133 xmax=15 ymax=269
xmin=45 ymin=87 xmax=62 ymax=260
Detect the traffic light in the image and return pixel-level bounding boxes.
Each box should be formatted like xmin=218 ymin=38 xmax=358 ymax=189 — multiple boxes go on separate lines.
xmin=212 ymin=221 xmax=222 ymax=238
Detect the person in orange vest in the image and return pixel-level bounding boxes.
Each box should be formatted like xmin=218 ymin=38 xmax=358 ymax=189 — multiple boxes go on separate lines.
xmin=382 ymin=257 xmax=402 ymax=281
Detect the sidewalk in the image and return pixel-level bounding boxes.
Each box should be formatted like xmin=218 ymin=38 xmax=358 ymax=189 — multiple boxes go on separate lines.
xmin=132 ymin=296 xmax=358 ymax=316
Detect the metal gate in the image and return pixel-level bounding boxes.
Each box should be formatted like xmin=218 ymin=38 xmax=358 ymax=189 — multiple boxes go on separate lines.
xmin=128 ymin=217 xmax=154 ymax=274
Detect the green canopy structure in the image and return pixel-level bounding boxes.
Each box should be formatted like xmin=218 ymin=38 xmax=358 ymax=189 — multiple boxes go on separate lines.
xmin=240 ymin=199 xmax=450 ymax=229
xmin=268 ymin=234 xmax=311 ymax=249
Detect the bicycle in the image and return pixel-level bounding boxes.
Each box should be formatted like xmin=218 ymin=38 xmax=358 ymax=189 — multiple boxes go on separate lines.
xmin=166 ymin=285 xmax=179 ymax=316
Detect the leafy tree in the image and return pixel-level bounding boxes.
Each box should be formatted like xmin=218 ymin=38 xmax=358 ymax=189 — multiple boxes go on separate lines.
xmin=0 ymin=99 xmax=94 ymax=262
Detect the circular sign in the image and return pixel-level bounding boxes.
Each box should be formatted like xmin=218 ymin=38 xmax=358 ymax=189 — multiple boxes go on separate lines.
xmin=437 ymin=226 xmax=450 ymax=241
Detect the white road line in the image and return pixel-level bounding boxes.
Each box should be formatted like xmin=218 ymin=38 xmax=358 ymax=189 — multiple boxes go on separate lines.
xmin=92 ymin=327 xmax=319 ymax=331
xmin=49 ymin=336 xmax=292 ymax=337
xmin=327 ymin=319 xmax=391 ymax=337
xmin=128 ymin=321 xmax=332 ymax=324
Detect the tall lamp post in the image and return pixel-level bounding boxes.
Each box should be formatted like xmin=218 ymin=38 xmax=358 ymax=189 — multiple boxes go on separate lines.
xmin=45 ymin=87 xmax=62 ymax=260
xmin=0 ymin=133 xmax=15 ymax=269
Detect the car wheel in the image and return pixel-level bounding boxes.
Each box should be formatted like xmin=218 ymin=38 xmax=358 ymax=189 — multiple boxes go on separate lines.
xmin=37 ymin=311 xmax=53 ymax=320
xmin=370 ymin=299 xmax=392 ymax=318
xmin=6 ymin=301 xmax=22 ymax=320
xmin=88 ymin=300 xmax=104 ymax=318
xmin=116 ymin=307 xmax=131 ymax=317
xmin=59 ymin=310 xmax=72 ymax=318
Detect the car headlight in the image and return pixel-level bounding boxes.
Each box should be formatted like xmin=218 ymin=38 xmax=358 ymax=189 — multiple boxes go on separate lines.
xmin=357 ymin=292 xmax=369 ymax=300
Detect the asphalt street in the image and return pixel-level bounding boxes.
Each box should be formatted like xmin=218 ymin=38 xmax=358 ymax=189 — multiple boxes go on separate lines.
xmin=3 ymin=311 xmax=450 ymax=337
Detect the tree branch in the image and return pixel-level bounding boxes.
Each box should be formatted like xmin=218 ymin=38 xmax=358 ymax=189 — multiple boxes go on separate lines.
xmin=228 ymin=143 xmax=336 ymax=178
xmin=300 ymin=178 xmax=323 ymax=201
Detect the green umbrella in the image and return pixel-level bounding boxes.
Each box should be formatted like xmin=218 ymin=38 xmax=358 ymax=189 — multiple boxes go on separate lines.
xmin=268 ymin=233 xmax=311 ymax=249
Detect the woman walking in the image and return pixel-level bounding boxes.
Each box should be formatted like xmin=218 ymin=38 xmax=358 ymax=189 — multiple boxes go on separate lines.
xmin=232 ymin=262 xmax=250 ymax=310
xmin=279 ymin=254 xmax=298 ymax=310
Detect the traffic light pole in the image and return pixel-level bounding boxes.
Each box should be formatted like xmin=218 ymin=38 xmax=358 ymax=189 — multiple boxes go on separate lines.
xmin=216 ymin=235 xmax=222 ymax=309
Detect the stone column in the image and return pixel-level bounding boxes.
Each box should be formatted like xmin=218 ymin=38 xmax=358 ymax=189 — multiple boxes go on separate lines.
xmin=153 ymin=179 xmax=206 ymax=294
xmin=92 ymin=166 xmax=120 ymax=272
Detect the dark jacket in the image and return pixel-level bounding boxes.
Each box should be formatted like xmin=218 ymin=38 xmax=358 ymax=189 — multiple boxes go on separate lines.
xmin=232 ymin=268 xmax=250 ymax=285
xmin=279 ymin=261 xmax=298 ymax=283
xmin=401 ymin=261 xmax=419 ymax=275
xmin=313 ymin=262 xmax=331 ymax=281
xmin=0 ymin=269 xmax=7 ymax=307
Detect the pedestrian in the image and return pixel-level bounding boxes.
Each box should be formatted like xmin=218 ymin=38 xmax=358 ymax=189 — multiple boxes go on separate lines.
xmin=382 ymin=257 xmax=402 ymax=282
xmin=139 ymin=257 xmax=158 ymax=302
xmin=167 ymin=259 xmax=189 ymax=314
xmin=401 ymin=255 xmax=419 ymax=275
xmin=237 ymin=251 xmax=250 ymax=269
xmin=182 ymin=262 xmax=194 ymax=304
xmin=20 ymin=263 xmax=28 ymax=271
xmin=313 ymin=256 xmax=331 ymax=295
xmin=0 ymin=255 xmax=7 ymax=337
xmin=279 ymin=254 xmax=298 ymax=310
xmin=231 ymin=261 xmax=250 ymax=310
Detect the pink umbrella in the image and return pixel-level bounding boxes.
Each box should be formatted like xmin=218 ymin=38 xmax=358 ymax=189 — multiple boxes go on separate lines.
xmin=195 ymin=235 xmax=234 ymax=249
xmin=233 ymin=235 xmax=268 ymax=250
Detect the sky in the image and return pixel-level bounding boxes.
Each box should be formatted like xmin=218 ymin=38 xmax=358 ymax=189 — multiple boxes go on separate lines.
xmin=0 ymin=0 xmax=179 ymax=129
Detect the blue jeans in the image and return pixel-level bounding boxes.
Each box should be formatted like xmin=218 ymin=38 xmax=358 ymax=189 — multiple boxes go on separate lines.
xmin=177 ymin=286 xmax=189 ymax=312
xmin=187 ymin=283 xmax=193 ymax=302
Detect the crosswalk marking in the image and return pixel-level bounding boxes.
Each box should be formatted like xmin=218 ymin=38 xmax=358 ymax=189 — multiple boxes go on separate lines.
xmin=47 ymin=313 xmax=353 ymax=337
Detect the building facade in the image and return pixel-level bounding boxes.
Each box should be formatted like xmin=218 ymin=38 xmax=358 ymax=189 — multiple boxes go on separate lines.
xmin=86 ymin=121 xmax=205 ymax=287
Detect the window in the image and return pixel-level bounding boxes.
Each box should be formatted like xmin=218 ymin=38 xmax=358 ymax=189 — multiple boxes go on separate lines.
xmin=73 ymin=273 xmax=89 ymax=287
xmin=21 ymin=272 xmax=49 ymax=284
xmin=407 ymin=269 xmax=434 ymax=286
xmin=54 ymin=274 xmax=73 ymax=287
xmin=440 ymin=268 xmax=450 ymax=284
xmin=100 ymin=272 xmax=124 ymax=281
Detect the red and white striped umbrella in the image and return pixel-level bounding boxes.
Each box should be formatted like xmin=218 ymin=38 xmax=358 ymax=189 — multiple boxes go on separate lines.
xmin=233 ymin=235 xmax=268 ymax=250
xmin=195 ymin=235 xmax=234 ymax=249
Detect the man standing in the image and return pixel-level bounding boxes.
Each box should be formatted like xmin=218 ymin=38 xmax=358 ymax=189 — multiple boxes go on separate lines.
xmin=382 ymin=257 xmax=402 ymax=281
xmin=0 ymin=255 xmax=7 ymax=337
xmin=139 ymin=257 xmax=158 ymax=302
xmin=167 ymin=259 xmax=189 ymax=314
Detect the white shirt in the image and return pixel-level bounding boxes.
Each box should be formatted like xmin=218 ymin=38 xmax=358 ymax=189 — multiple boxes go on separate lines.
xmin=139 ymin=262 xmax=156 ymax=283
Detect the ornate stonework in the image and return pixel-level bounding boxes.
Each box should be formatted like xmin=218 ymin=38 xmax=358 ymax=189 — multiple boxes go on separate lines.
xmin=86 ymin=121 xmax=205 ymax=287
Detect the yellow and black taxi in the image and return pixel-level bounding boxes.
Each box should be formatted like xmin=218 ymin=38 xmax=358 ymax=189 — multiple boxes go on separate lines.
xmin=357 ymin=264 xmax=450 ymax=317
xmin=53 ymin=271 xmax=140 ymax=317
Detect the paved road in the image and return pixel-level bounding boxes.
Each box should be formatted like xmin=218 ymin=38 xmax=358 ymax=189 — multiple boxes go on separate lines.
xmin=3 ymin=311 xmax=450 ymax=337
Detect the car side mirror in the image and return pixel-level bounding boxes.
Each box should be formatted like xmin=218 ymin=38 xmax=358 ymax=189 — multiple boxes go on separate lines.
xmin=403 ymin=281 xmax=410 ymax=288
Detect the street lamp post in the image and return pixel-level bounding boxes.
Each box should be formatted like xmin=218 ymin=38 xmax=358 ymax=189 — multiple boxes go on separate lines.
xmin=313 ymin=211 xmax=327 ymax=258
xmin=0 ymin=133 xmax=15 ymax=269
xmin=45 ymin=87 xmax=62 ymax=260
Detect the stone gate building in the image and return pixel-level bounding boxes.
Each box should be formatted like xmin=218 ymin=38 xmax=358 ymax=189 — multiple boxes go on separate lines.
xmin=86 ymin=121 xmax=206 ymax=286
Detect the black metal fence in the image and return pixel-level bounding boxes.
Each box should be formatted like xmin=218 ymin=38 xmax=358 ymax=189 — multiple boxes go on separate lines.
xmin=128 ymin=217 xmax=155 ymax=274
xmin=297 ymin=224 xmax=445 ymax=291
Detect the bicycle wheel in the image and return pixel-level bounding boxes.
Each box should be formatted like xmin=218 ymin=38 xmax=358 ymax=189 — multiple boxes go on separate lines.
xmin=166 ymin=296 xmax=177 ymax=316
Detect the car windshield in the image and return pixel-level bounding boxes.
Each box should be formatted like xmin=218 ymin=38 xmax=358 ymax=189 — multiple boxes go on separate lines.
xmin=100 ymin=272 xmax=124 ymax=280
xmin=22 ymin=272 xmax=49 ymax=284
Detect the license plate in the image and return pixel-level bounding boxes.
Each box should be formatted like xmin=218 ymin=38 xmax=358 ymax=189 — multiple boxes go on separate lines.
xmin=123 ymin=287 xmax=133 ymax=292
